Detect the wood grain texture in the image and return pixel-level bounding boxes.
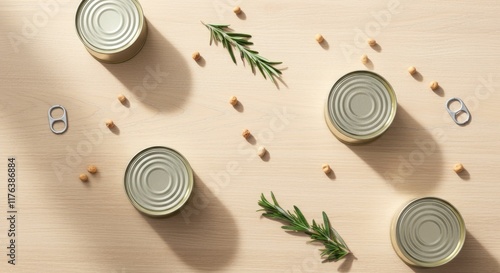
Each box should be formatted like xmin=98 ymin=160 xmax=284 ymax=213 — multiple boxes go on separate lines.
xmin=1 ymin=0 xmax=499 ymax=272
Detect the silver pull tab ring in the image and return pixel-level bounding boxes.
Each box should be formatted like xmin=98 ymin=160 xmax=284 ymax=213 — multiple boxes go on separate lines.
xmin=48 ymin=105 xmax=68 ymax=134
xmin=446 ymin=98 xmax=471 ymax=126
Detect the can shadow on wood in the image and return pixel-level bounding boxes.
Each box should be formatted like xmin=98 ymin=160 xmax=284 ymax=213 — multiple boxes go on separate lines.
xmin=142 ymin=173 xmax=239 ymax=271
xmin=347 ymin=105 xmax=444 ymax=193
xmin=410 ymin=232 xmax=499 ymax=272
xmin=101 ymin=21 xmax=192 ymax=113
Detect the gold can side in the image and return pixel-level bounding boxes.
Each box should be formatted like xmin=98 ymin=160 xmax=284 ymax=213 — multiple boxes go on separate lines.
xmin=85 ymin=20 xmax=148 ymax=64
xmin=390 ymin=202 xmax=417 ymax=266
xmin=75 ymin=0 xmax=148 ymax=63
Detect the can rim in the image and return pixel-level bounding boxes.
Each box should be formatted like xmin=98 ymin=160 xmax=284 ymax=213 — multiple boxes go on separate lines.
xmin=390 ymin=197 xmax=466 ymax=267
xmin=325 ymin=70 xmax=397 ymax=144
xmin=124 ymin=146 xmax=194 ymax=217
xmin=75 ymin=0 xmax=146 ymax=54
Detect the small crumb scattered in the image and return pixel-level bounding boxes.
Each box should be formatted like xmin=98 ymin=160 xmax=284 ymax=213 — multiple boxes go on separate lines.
xmin=87 ymin=165 xmax=98 ymax=174
xmin=105 ymin=119 xmax=115 ymax=129
xmin=233 ymin=6 xmax=242 ymax=14
xmin=79 ymin=173 xmax=88 ymax=182
xmin=367 ymin=38 xmax=377 ymax=46
xmin=242 ymin=129 xmax=251 ymax=139
xmin=430 ymin=81 xmax=439 ymax=91
xmin=408 ymin=66 xmax=417 ymax=75
xmin=229 ymin=96 xmax=238 ymax=106
xmin=322 ymin=164 xmax=332 ymax=174
xmin=192 ymin=51 xmax=201 ymax=61
xmin=453 ymin=163 xmax=464 ymax=174
xmin=117 ymin=94 xmax=127 ymax=103
xmin=315 ymin=34 xmax=324 ymax=43
xmin=361 ymin=54 xmax=369 ymax=64
xmin=257 ymin=146 xmax=267 ymax=157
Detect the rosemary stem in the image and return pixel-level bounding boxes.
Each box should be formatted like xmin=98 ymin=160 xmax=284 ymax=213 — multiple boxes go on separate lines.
xmin=210 ymin=25 xmax=255 ymax=63
xmin=306 ymin=228 xmax=350 ymax=253
xmin=258 ymin=192 xmax=351 ymax=262
xmin=202 ymin=22 xmax=282 ymax=84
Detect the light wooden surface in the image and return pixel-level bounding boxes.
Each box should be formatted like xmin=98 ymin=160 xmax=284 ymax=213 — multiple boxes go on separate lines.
xmin=1 ymin=0 xmax=500 ymax=272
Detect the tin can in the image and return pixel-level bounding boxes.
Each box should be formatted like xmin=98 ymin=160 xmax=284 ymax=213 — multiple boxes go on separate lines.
xmin=391 ymin=197 xmax=466 ymax=267
xmin=124 ymin=146 xmax=194 ymax=217
xmin=324 ymin=71 xmax=397 ymax=144
xmin=75 ymin=0 xmax=148 ymax=63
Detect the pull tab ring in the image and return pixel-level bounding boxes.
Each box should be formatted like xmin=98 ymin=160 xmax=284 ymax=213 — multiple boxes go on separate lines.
xmin=48 ymin=105 xmax=68 ymax=134
xmin=446 ymin=98 xmax=471 ymax=126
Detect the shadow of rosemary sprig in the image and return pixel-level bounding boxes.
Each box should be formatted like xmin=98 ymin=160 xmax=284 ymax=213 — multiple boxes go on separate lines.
xmin=257 ymin=192 xmax=351 ymax=262
xmin=202 ymin=22 xmax=282 ymax=85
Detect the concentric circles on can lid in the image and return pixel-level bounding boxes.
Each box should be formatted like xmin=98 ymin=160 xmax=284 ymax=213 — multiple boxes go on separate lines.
xmin=76 ymin=0 xmax=148 ymax=63
xmin=124 ymin=146 xmax=194 ymax=217
xmin=325 ymin=71 xmax=397 ymax=144
xmin=391 ymin=197 xmax=466 ymax=267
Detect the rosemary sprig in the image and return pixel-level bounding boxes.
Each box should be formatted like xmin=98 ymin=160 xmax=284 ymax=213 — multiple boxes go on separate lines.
xmin=202 ymin=22 xmax=282 ymax=84
xmin=257 ymin=192 xmax=351 ymax=262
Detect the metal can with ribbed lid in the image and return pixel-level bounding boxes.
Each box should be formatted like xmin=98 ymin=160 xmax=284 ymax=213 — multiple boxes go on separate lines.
xmin=391 ymin=197 xmax=466 ymax=267
xmin=324 ymin=71 xmax=397 ymax=144
xmin=124 ymin=146 xmax=194 ymax=217
xmin=75 ymin=0 xmax=148 ymax=63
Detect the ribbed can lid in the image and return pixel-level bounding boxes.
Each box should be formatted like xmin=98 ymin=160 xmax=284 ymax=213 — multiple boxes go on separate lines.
xmin=392 ymin=197 xmax=466 ymax=267
xmin=124 ymin=146 xmax=194 ymax=217
xmin=326 ymin=71 xmax=397 ymax=143
xmin=75 ymin=0 xmax=146 ymax=58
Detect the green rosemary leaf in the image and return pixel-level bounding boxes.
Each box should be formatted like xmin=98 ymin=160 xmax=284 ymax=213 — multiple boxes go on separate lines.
xmin=245 ymin=48 xmax=259 ymax=55
xmin=258 ymin=192 xmax=351 ymax=262
xmin=270 ymin=192 xmax=279 ymax=206
xmin=225 ymin=39 xmax=236 ymax=63
xmin=331 ymin=226 xmax=350 ymax=251
xmin=294 ymin=206 xmax=309 ymax=227
xmin=322 ymin=212 xmax=332 ymax=239
xmin=241 ymin=52 xmax=256 ymax=73
xmin=267 ymin=61 xmax=283 ymax=65
xmin=202 ymin=23 xmax=282 ymax=84
xmin=261 ymin=62 xmax=282 ymax=76
xmin=269 ymin=71 xmax=278 ymax=85
xmin=226 ymin=32 xmax=252 ymax=38
xmin=256 ymin=55 xmax=270 ymax=62
xmin=257 ymin=64 xmax=267 ymax=79
xmin=214 ymin=31 xmax=224 ymax=44
xmin=282 ymin=225 xmax=303 ymax=231
xmin=209 ymin=31 xmax=214 ymax=45
xmin=207 ymin=23 xmax=230 ymax=28
xmin=232 ymin=38 xmax=253 ymax=46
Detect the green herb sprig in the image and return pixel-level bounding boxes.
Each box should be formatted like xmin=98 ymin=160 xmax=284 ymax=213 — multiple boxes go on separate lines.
xmin=202 ymin=22 xmax=282 ymax=84
xmin=258 ymin=192 xmax=351 ymax=262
